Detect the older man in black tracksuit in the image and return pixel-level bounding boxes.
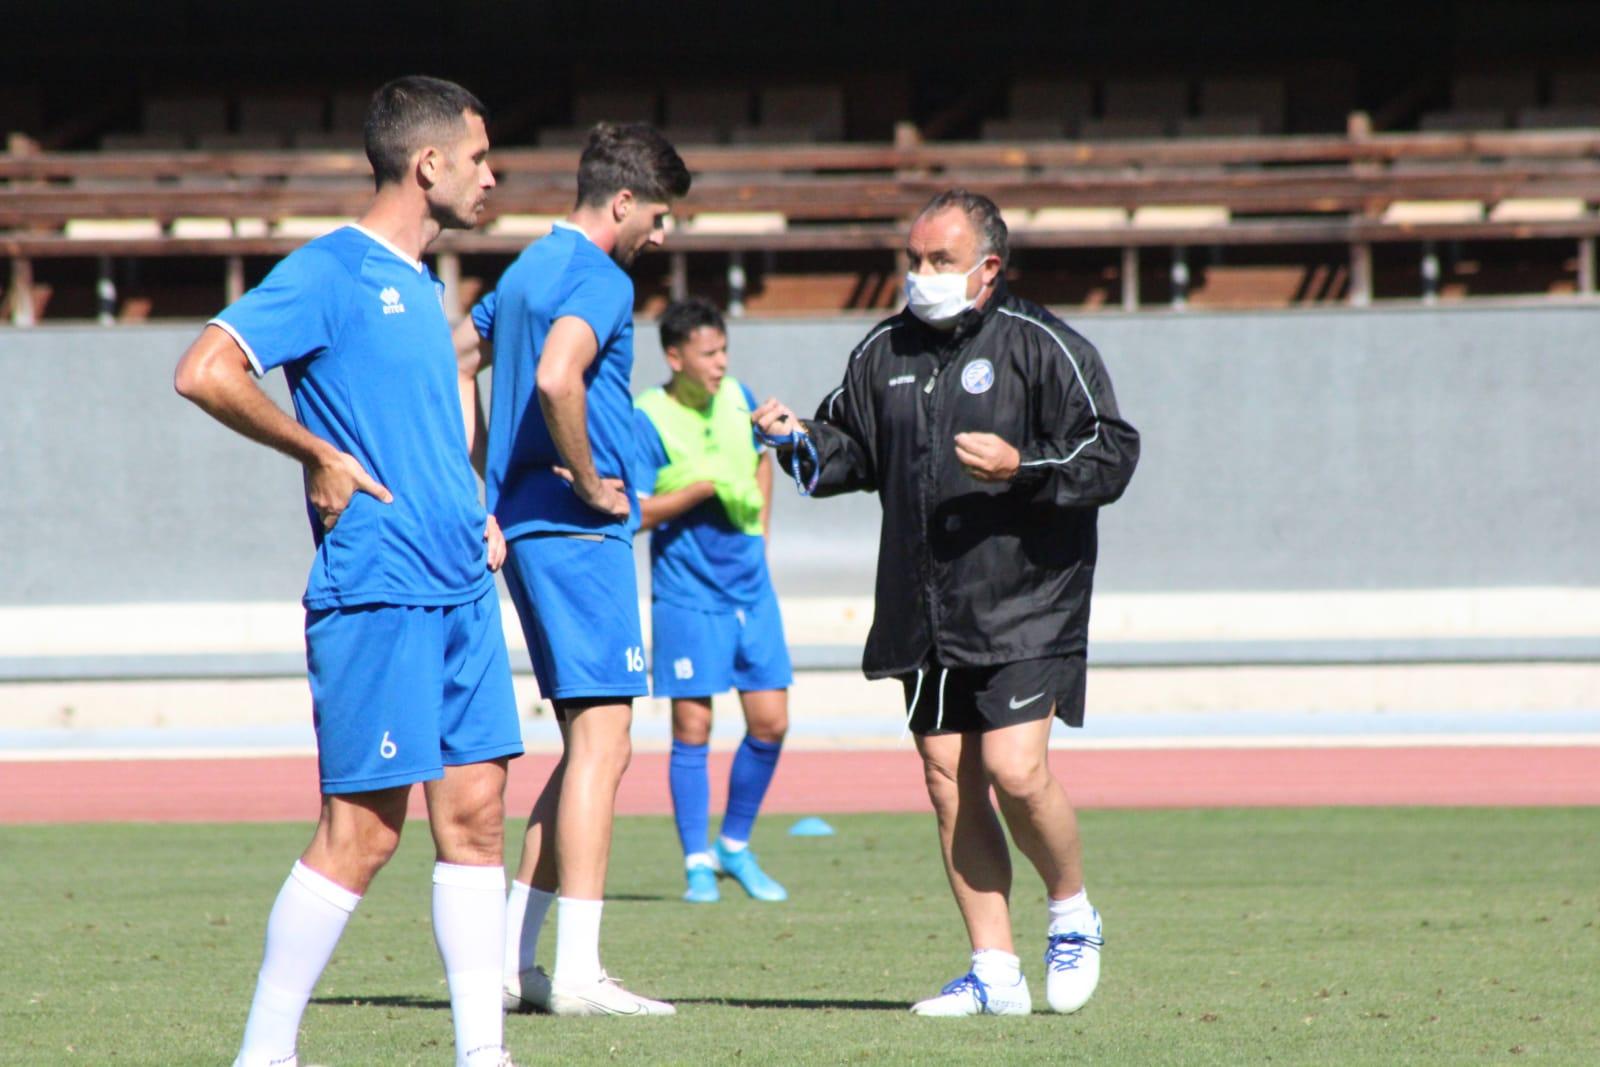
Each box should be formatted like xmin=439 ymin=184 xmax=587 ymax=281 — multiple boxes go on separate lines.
xmin=754 ymin=189 xmax=1139 ymax=1018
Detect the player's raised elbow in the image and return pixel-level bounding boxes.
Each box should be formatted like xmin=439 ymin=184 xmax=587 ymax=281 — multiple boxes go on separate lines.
xmin=175 ymin=326 xmax=247 ymax=404
xmin=173 ymin=342 xmax=214 ymax=402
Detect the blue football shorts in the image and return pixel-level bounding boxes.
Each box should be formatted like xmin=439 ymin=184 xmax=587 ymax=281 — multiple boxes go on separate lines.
xmin=304 ymin=583 xmax=523 ymax=795
xmin=502 ymin=532 xmax=648 ymax=705
xmin=650 ymin=584 xmax=793 ymax=699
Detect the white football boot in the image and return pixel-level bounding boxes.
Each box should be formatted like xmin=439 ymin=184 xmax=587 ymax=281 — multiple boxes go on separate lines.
xmin=910 ymin=971 xmax=1032 ymax=1016
xmin=502 ymin=964 xmax=552 ymax=1014
xmin=548 ymin=972 xmax=676 ymax=1017
xmin=1045 ymin=908 xmax=1104 ymax=1013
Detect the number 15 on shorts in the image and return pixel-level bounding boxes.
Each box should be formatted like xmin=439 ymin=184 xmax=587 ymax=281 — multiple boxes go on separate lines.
xmin=625 ymin=646 xmax=645 ymax=673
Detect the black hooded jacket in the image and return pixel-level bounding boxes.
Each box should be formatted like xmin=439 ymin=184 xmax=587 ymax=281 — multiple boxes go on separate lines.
xmin=782 ymin=282 xmax=1140 ymax=679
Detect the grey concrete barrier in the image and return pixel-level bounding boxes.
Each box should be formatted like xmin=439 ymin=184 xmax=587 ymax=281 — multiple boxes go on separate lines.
xmin=5 ymin=303 xmax=1600 ymax=607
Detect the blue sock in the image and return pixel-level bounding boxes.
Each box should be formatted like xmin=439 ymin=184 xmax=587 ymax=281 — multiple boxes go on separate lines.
xmin=721 ymin=734 xmax=783 ymax=845
xmin=669 ymin=739 xmax=710 ymax=860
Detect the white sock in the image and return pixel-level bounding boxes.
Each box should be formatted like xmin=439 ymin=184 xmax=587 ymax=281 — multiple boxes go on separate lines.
xmin=684 ymin=851 xmax=715 ymax=870
xmin=1048 ymin=888 xmax=1095 ymax=935
xmin=718 ymin=835 xmax=748 ymax=853
xmin=971 ymin=948 xmax=1023 ymax=986
xmin=432 ymin=863 xmax=506 ymax=1067
xmin=235 ymin=861 xmax=359 ymax=1067
xmin=553 ymin=897 xmax=604 ymax=987
xmin=503 ymin=881 xmax=555 ymax=978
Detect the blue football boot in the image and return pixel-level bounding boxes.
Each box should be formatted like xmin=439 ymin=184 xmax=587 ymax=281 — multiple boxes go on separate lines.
xmin=714 ymin=841 xmax=788 ymax=902
xmin=683 ymin=861 xmax=719 ymax=904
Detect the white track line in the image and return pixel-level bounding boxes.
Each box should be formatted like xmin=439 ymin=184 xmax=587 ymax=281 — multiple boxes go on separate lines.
xmin=5 ymin=732 xmax=1600 ymax=762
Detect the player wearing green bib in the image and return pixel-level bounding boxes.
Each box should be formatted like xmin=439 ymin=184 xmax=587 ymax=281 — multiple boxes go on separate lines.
xmin=630 ymin=299 xmax=792 ymax=903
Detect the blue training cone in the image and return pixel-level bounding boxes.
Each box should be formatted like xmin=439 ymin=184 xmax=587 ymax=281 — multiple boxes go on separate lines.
xmin=789 ymin=816 xmax=835 ymax=837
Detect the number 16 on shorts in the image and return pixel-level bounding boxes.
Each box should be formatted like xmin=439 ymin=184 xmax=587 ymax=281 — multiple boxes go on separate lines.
xmin=625 ymin=646 xmax=645 ymax=674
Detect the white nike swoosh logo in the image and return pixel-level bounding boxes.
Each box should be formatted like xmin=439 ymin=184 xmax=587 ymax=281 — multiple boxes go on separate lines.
xmin=567 ymin=993 xmax=643 ymax=1015
xmin=1008 ymin=692 xmax=1046 ymax=710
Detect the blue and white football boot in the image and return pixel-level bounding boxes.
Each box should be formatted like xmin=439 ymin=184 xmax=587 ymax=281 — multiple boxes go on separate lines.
xmin=1045 ymin=909 xmax=1104 ymax=1013
xmin=910 ymin=970 xmax=1032 ymax=1016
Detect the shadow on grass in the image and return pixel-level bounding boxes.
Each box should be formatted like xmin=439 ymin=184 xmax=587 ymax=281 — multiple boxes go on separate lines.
xmin=311 ymin=995 xmax=450 ymax=1010
xmin=674 ymin=997 xmax=906 ymax=1011
xmin=604 ymin=893 xmax=671 ymax=902
xmin=310 ymin=994 xmax=906 ymax=1012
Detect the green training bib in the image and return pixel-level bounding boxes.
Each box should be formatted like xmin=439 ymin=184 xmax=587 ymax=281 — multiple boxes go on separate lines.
xmin=636 ymin=375 xmax=765 ymax=535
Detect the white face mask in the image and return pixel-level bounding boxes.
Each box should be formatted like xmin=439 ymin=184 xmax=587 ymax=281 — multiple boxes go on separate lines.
xmin=904 ymin=256 xmax=990 ymax=328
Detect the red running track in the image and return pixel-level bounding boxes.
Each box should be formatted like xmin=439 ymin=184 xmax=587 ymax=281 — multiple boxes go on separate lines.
xmin=1 ymin=746 xmax=1597 ymax=824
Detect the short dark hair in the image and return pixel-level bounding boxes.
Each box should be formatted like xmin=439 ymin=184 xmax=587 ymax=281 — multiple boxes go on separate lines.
xmin=576 ymin=123 xmax=692 ymax=208
xmin=917 ymin=188 xmax=1010 ymax=268
xmin=658 ymin=297 xmax=726 ymax=351
xmin=364 ymin=76 xmax=487 ymax=189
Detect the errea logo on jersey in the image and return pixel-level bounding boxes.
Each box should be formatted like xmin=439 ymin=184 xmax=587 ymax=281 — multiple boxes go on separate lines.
xmin=379 ymin=286 xmax=406 ymax=315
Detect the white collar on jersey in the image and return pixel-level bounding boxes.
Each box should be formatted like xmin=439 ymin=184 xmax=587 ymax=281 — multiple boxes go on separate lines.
xmin=348 ymin=223 xmax=425 ymax=273
xmin=552 ymin=220 xmax=601 ymax=248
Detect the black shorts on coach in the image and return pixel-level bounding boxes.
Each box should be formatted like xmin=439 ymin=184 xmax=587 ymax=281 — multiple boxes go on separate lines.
xmin=897 ymin=654 xmax=1087 ymax=735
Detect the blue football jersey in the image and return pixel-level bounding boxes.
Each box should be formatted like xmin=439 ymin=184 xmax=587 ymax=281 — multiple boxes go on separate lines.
xmin=473 ymin=223 xmax=640 ymax=541
xmin=213 ymin=224 xmax=491 ymax=609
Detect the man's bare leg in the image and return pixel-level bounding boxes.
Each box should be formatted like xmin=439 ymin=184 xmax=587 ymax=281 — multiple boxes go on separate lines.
xmin=425 ymin=759 xmax=508 ymax=866
xmin=553 ymin=701 xmax=632 ymax=900
xmin=737 ymin=688 xmax=788 ymax=743
xmin=671 ymin=698 xmax=712 ymax=745
xmin=550 ymin=701 xmax=629 ymax=990
xmin=514 ymin=718 xmax=569 ymax=891
xmin=982 ymin=711 xmax=1102 ymax=1014
xmin=534 ymin=699 xmax=674 ymax=1014
xmin=910 ymin=730 xmax=1035 ymax=1015
xmin=915 ymin=731 xmax=1014 ymax=952
xmin=981 ymin=715 xmax=1082 ymax=899
xmin=302 ymin=786 xmax=411 ymax=891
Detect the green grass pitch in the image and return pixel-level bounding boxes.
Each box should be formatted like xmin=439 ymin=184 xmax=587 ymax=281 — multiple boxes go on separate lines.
xmin=4 ymin=808 xmax=1598 ymax=1065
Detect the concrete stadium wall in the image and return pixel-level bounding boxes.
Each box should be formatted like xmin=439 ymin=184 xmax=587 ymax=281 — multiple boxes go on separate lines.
xmin=3 ymin=303 xmax=1598 ymax=606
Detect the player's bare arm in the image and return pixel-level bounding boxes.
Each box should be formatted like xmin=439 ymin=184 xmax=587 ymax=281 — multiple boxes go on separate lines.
xmin=451 ymin=317 xmax=503 ymax=570
xmin=174 ymin=324 xmax=392 ymax=530
xmin=452 ymin=315 xmax=493 ymax=477
xmin=757 ymin=448 xmax=774 ymax=541
xmin=954 ymin=431 xmax=1020 ymax=482
xmin=484 ymin=514 xmax=506 ymax=571
xmin=637 ymin=481 xmax=717 ymax=532
xmin=537 ymin=315 xmax=629 ymax=518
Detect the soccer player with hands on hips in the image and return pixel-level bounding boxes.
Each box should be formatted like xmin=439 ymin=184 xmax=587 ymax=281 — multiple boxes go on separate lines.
xmin=175 ymin=77 xmax=523 ymax=1067
xmin=752 ymin=189 xmax=1140 ymax=1018
xmin=632 ymin=298 xmax=793 ymax=905
xmin=454 ymin=123 xmax=690 ymax=1018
